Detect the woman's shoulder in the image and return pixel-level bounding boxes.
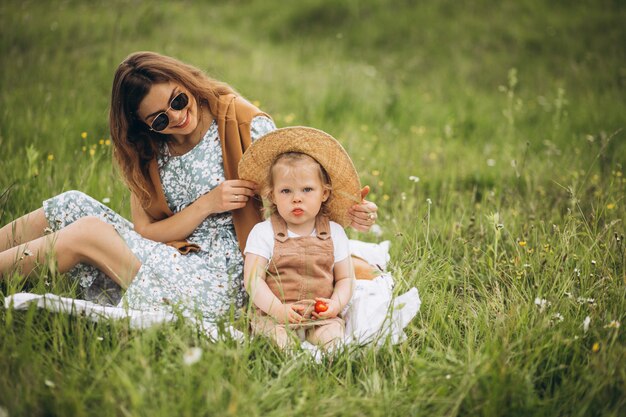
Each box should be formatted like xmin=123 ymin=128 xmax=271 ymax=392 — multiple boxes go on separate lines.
xmin=250 ymin=116 xmax=276 ymax=141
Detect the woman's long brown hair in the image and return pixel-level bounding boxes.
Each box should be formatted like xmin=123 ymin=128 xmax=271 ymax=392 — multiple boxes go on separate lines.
xmin=109 ymin=51 xmax=235 ymax=207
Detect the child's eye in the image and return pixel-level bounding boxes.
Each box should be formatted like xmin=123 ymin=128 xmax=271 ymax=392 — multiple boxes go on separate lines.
xmin=280 ymin=189 xmax=291 ymax=194
xmin=303 ymin=187 xmax=313 ymax=192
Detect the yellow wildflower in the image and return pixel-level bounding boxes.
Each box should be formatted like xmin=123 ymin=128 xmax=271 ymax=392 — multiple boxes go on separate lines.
xmin=81 ymin=132 xmax=87 ymax=139
xmin=592 ymin=342 xmax=600 ymax=353
xmin=383 ymin=194 xmax=390 ymax=201
xmin=89 ymin=149 xmax=95 ymax=157
xmin=372 ymin=170 xmax=380 ymax=176
xmin=99 ymin=139 xmax=105 ymax=145
xmin=47 ymin=154 xmax=54 ymax=161
xmin=82 ymin=146 xmax=87 ymax=152
xmin=252 ymin=100 xmax=261 ymax=107
xmin=606 ymin=203 xmax=616 ymax=210
xmin=518 ymin=241 xmax=527 ymax=247
xmin=105 ymin=139 xmax=111 ymax=146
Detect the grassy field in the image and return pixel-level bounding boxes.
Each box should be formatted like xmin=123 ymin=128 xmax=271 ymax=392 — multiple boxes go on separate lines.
xmin=1 ymin=0 xmax=625 ymax=415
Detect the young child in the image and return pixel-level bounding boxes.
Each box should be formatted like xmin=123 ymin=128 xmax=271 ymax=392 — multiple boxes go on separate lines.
xmin=238 ymin=127 xmax=362 ymax=349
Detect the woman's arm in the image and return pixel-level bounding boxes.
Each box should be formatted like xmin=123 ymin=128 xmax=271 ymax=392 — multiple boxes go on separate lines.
xmin=131 ymin=179 xmax=257 ymax=243
xmin=348 ymin=185 xmax=379 ymax=232
xmin=243 ymin=253 xmax=304 ymax=323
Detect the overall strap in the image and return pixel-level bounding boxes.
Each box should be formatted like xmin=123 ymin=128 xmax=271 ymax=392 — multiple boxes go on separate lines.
xmin=270 ymin=213 xmax=289 ymax=242
xmin=314 ymin=215 xmax=331 ymax=240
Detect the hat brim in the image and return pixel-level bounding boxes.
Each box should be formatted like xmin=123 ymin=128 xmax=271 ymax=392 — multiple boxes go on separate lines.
xmin=238 ymin=126 xmax=361 ymax=227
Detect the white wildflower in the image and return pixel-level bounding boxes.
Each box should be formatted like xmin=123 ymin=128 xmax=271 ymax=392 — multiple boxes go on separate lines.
xmin=44 ymin=379 xmax=55 ymax=388
xmin=576 ymin=297 xmax=596 ymax=306
xmin=409 ymin=175 xmax=420 ymax=183
xmin=445 ymin=374 xmax=451 ymax=380
xmin=102 ymin=197 xmax=111 ymax=204
xmin=183 ymin=347 xmax=203 ymax=366
xmin=604 ymin=320 xmax=620 ymax=329
xmin=552 ymin=313 xmax=564 ymax=323
xmin=426 ymin=198 xmax=432 ymax=205
xmin=534 ymin=297 xmax=550 ymax=312
xmin=487 ymin=159 xmax=496 ymax=167
xmin=370 ymin=224 xmax=383 ymax=237
xmin=583 ymin=316 xmax=591 ymax=333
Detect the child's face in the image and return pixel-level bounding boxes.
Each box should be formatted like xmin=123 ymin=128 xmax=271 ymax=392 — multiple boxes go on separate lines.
xmin=271 ymin=159 xmax=329 ymax=233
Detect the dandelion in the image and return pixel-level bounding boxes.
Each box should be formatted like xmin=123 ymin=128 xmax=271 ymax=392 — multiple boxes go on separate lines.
xmin=606 ymin=203 xmax=616 ymax=210
xmin=518 ymin=241 xmax=527 ymax=247
xmin=583 ymin=316 xmax=591 ymax=333
xmin=47 ymin=154 xmax=54 ymax=161
xmin=183 ymin=347 xmax=203 ymax=366
xmin=81 ymin=132 xmax=87 ymax=139
xmin=409 ymin=175 xmax=420 ymax=183
xmin=372 ymin=170 xmax=380 ymax=176
xmin=487 ymin=159 xmax=496 ymax=167
xmin=99 ymin=139 xmax=105 ymax=145
xmin=105 ymin=139 xmax=111 ymax=146
xmin=383 ymin=194 xmax=390 ymax=201
xmin=604 ymin=320 xmax=620 ymax=329
xmin=102 ymin=197 xmax=111 ymax=204
xmin=89 ymin=148 xmax=95 ymax=157
xmin=591 ymin=342 xmax=600 ymax=353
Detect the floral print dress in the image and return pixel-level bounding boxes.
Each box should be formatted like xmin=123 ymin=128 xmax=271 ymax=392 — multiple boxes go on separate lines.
xmin=43 ymin=116 xmax=276 ymax=321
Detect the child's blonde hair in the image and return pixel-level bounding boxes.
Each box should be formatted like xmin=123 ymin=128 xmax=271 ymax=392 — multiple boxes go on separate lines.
xmin=262 ymin=152 xmax=332 ymax=217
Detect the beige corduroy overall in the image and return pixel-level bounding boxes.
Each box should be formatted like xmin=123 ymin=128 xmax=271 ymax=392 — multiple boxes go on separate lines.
xmin=251 ymin=214 xmax=345 ymax=347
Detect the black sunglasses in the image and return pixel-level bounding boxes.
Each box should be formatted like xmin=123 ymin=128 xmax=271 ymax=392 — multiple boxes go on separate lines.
xmin=149 ymin=92 xmax=189 ymax=132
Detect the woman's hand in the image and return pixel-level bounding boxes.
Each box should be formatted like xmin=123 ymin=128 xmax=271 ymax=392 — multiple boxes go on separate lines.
xmin=269 ymin=303 xmax=305 ymax=324
xmin=202 ymin=179 xmax=258 ymax=215
xmin=348 ymin=185 xmax=378 ymax=232
xmin=312 ymin=297 xmax=341 ymax=319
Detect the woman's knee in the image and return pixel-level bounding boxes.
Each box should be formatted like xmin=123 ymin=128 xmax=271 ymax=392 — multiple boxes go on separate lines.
xmin=57 ymin=217 xmax=113 ymax=253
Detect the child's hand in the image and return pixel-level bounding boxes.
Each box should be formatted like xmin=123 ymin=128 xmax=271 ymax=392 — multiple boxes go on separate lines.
xmin=269 ymin=303 xmax=305 ymax=324
xmin=312 ymin=297 xmax=341 ymax=319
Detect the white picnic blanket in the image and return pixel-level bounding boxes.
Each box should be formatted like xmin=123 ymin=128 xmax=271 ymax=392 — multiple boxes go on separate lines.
xmin=4 ymin=240 xmax=421 ymax=353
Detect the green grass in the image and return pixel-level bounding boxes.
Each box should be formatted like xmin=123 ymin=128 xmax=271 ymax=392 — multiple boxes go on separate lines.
xmin=1 ymin=0 xmax=625 ymax=415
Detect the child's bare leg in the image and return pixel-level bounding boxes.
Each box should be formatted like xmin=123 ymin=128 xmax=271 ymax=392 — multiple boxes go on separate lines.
xmin=307 ymin=321 xmax=344 ymax=349
xmin=0 ymin=208 xmax=49 ymax=251
xmin=0 ymin=216 xmax=140 ymax=288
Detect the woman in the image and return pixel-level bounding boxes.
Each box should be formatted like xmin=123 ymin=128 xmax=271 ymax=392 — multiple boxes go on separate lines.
xmin=0 ymin=51 xmax=378 ymax=321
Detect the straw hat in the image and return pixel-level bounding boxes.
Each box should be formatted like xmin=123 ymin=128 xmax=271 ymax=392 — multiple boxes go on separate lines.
xmin=238 ymin=126 xmax=361 ymax=227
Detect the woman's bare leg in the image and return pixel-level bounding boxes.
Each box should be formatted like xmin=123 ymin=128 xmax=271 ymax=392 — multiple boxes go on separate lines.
xmin=0 ymin=208 xmax=49 ymax=251
xmin=0 ymin=216 xmax=140 ymax=288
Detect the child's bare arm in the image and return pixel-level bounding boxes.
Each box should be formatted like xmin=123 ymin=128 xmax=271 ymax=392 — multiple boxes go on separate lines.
xmin=243 ymin=253 xmax=304 ymax=323
xmin=314 ymin=257 xmax=355 ymax=319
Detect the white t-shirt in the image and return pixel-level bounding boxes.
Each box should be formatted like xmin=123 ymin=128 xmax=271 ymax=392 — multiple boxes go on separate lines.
xmin=244 ymin=218 xmax=350 ymax=265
